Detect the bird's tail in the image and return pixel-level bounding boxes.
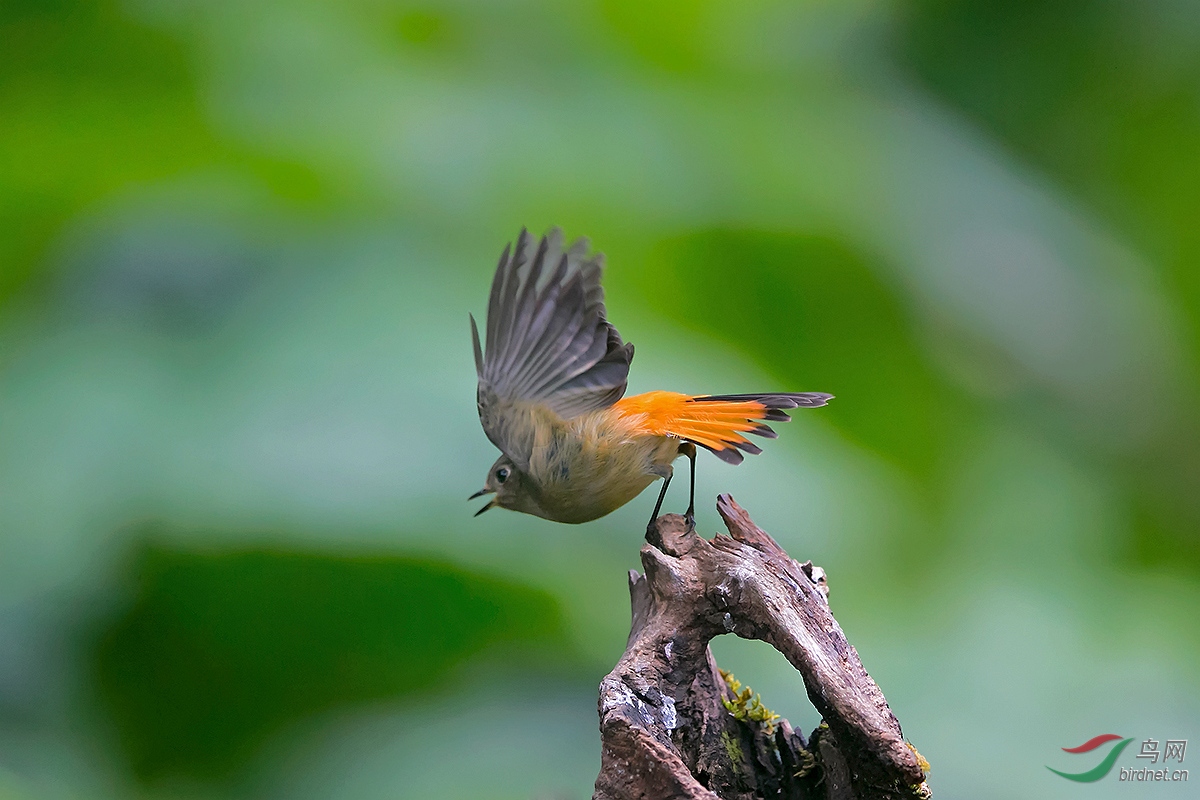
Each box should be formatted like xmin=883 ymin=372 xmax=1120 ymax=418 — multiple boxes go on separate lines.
xmin=614 ymin=391 xmax=832 ymax=464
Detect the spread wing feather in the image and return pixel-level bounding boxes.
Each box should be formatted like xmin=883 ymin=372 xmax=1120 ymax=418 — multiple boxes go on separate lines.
xmin=472 ymin=228 xmax=634 ymax=468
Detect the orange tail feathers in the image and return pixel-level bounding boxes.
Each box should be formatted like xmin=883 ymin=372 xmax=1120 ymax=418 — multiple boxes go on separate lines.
xmin=613 ymin=390 xmax=832 ymax=464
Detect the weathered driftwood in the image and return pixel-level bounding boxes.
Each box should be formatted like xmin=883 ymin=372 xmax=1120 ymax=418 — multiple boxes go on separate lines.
xmin=594 ymin=494 xmax=930 ymax=800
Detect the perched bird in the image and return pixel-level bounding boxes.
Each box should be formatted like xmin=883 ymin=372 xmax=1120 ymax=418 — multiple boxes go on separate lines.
xmin=469 ymin=228 xmax=831 ymax=528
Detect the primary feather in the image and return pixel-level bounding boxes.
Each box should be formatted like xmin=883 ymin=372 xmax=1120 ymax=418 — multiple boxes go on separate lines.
xmin=472 ymin=228 xmax=634 ymax=471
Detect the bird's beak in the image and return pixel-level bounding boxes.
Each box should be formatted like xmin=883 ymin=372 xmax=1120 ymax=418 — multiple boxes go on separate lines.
xmin=469 ymin=487 xmax=495 ymax=517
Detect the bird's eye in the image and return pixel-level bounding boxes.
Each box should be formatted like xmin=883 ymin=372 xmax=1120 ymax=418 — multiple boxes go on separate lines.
xmin=496 ymin=467 xmax=510 ymax=484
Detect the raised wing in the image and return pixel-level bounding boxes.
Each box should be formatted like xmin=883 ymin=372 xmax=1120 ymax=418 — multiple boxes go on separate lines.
xmin=471 ymin=228 xmax=634 ymax=469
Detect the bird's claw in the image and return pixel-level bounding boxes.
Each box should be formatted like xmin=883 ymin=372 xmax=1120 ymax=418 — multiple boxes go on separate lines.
xmin=684 ymin=510 xmax=695 ymax=532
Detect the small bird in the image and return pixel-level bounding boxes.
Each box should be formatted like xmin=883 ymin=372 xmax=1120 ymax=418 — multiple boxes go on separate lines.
xmin=469 ymin=228 xmax=831 ymax=529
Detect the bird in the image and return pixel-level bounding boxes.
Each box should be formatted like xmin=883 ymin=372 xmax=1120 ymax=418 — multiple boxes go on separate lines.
xmin=468 ymin=227 xmax=832 ymax=530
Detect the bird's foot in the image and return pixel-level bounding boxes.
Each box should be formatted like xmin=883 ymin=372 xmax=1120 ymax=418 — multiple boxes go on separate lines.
xmin=684 ymin=507 xmax=695 ymax=533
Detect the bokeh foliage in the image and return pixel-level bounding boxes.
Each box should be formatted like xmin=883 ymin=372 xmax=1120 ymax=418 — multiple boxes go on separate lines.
xmin=94 ymin=542 xmax=570 ymax=780
xmin=900 ymin=0 xmax=1200 ymax=574
xmin=645 ymin=230 xmax=969 ymax=478
xmin=1 ymin=1 xmax=1198 ymax=799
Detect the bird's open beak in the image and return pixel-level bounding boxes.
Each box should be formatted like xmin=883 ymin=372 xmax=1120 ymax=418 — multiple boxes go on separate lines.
xmin=469 ymin=487 xmax=496 ymax=516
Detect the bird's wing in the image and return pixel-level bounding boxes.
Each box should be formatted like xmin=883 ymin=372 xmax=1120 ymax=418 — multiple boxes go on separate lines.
xmin=614 ymin=391 xmax=832 ymax=464
xmin=471 ymin=228 xmax=634 ymax=469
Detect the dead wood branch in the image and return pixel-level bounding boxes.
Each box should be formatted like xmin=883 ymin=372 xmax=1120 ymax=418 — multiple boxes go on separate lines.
xmin=593 ymin=494 xmax=930 ymax=800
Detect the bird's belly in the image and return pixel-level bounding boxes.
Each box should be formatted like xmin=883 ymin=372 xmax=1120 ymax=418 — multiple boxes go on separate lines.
xmin=535 ymin=469 xmax=658 ymax=524
xmin=530 ymin=434 xmax=675 ymax=524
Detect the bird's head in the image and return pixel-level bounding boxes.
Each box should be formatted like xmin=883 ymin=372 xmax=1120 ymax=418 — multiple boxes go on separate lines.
xmin=469 ymin=454 xmax=537 ymax=517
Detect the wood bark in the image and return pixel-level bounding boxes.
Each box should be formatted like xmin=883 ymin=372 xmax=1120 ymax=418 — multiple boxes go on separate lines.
xmin=594 ymin=494 xmax=931 ymax=800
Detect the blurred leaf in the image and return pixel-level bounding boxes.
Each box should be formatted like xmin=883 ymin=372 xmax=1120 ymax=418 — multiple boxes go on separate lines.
xmin=644 ymin=229 xmax=972 ymax=479
xmin=0 ymin=0 xmax=217 ymax=303
xmin=897 ymin=0 xmax=1200 ymax=571
xmin=392 ymin=8 xmax=457 ymax=50
xmin=599 ymin=0 xmax=711 ymax=74
xmin=91 ymin=539 xmax=575 ymax=783
xmin=0 ymin=0 xmax=341 ymax=307
xmin=897 ymin=0 xmax=1200 ymax=350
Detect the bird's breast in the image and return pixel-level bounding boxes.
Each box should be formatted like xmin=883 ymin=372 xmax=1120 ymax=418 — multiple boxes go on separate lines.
xmin=526 ymin=416 xmax=676 ymax=523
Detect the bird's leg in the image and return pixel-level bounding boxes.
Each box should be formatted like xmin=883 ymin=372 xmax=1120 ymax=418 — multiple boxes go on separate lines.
xmin=681 ymin=442 xmax=697 ymax=531
xmin=647 ymin=470 xmax=672 ymax=535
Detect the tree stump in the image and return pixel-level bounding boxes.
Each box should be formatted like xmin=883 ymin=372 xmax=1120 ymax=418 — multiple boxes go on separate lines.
xmin=593 ymin=494 xmax=931 ymax=800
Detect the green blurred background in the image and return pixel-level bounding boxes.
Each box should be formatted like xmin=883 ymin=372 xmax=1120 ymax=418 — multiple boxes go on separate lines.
xmin=2 ymin=1 xmax=1199 ymax=797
